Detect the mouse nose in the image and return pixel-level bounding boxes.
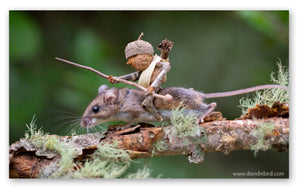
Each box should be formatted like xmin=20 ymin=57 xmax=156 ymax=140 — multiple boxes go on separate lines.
xmin=81 ymin=117 xmax=91 ymax=128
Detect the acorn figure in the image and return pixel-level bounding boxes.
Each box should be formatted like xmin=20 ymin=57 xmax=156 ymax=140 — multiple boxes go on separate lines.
xmin=108 ymin=32 xmax=174 ymax=121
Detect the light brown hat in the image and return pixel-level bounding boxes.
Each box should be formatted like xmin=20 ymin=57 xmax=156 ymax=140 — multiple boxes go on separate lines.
xmin=125 ymin=33 xmax=154 ymax=60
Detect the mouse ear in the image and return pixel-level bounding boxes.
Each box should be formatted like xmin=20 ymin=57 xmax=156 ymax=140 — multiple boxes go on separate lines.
xmin=104 ymin=89 xmax=118 ymax=105
xmin=98 ymin=84 xmax=109 ymax=95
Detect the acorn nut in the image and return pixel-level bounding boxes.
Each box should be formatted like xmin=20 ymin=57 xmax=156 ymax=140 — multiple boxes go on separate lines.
xmin=125 ymin=33 xmax=154 ymax=60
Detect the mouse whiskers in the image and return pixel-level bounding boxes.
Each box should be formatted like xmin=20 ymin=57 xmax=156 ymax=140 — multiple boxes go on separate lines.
xmin=50 ymin=110 xmax=107 ymax=135
xmin=51 ymin=110 xmax=82 ymax=135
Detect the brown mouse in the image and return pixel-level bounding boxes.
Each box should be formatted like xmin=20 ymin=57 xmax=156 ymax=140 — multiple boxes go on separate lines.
xmin=80 ymin=84 xmax=288 ymax=129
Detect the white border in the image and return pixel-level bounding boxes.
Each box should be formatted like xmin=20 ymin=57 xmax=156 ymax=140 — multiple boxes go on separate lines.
xmin=2 ymin=0 xmax=299 ymax=189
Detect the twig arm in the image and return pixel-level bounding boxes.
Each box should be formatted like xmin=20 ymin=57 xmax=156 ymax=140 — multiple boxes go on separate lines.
xmin=55 ymin=57 xmax=109 ymax=78
xmin=147 ymin=61 xmax=171 ymax=93
xmin=117 ymin=71 xmax=141 ymax=82
xmin=55 ymin=57 xmax=172 ymax=101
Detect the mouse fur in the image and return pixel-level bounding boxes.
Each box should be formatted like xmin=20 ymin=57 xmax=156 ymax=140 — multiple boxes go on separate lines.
xmin=81 ymin=85 xmax=215 ymax=128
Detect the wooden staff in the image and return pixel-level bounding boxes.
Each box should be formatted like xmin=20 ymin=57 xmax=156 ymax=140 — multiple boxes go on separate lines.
xmin=55 ymin=57 xmax=172 ymax=101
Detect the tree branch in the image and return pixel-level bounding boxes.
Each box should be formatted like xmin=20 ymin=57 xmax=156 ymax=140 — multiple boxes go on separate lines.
xmin=9 ymin=117 xmax=288 ymax=178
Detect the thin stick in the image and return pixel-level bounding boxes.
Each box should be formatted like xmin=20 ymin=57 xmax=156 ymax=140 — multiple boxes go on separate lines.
xmin=137 ymin=32 xmax=144 ymax=40
xmin=55 ymin=57 xmax=172 ymax=101
xmin=55 ymin=57 xmax=109 ymax=78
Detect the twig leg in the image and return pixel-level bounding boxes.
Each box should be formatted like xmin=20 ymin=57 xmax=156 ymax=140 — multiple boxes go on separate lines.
xmin=142 ymin=95 xmax=163 ymax=122
xmin=197 ymin=103 xmax=217 ymax=124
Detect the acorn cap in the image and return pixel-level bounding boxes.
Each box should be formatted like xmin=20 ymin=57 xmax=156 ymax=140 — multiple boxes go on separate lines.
xmin=125 ymin=39 xmax=154 ymax=60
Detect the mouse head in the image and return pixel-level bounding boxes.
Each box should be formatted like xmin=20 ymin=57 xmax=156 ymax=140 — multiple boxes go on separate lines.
xmin=81 ymin=85 xmax=119 ymax=128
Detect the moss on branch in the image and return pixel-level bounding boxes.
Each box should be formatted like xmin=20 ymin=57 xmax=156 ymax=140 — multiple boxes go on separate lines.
xmin=9 ymin=116 xmax=289 ymax=178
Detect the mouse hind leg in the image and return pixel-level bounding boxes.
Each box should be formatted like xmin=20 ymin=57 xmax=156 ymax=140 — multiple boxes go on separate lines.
xmin=141 ymin=95 xmax=164 ymax=122
xmin=196 ymin=102 xmax=216 ymax=124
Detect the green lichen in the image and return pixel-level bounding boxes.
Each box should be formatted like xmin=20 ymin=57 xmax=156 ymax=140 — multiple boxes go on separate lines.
xmin=126 ymin=166 xmax=153 ymax=179
xmin=49 ymin=143 xmax=77 ymax=178
xmin=171 ymin=104 xmax=207 ymax=143
xmin=41 ymin=135 xmax=77 ymax=178
xmin=72 ymin=157 xmax=129 ymax=179
xmin=240 ymin=60 xmax=289 ymax=114
xmin=24 ymin=115 xmax=155 ymax=178
xmin=171 ymin=103 xmax=198 ymax=138
xmin=151 ymin=139 xmax=169 ymax=156
xmin=251 ymin=122 xmax=275 ymax=156
xmin=170 ymin=105 xmax=207 ymax=163
xmin=95 ymin=141 xmax=132 ymax=163
xmin=43 ymin=136 xmax=59 ymax=150
xmin=25 ymin=115 xmax=45 ymax=142
xmin=24 ymin=116 xmax=77 ymax=178
xmin=71 ymin=141 xmax=131 ymax=178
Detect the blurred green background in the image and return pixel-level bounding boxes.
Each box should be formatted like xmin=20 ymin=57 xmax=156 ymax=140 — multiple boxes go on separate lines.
xmin=9 ymin=11 xmax=289 ymax=178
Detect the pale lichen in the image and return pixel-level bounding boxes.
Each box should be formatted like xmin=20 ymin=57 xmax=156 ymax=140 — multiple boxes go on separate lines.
xmin=171 ymin=104 xmax=207 ymax=144
xmin=22 ymin=116 xmax=156 ymax=178
xmin=250 ymin=122 xmax=275 ymax=156
xmin=25 ymin=115 xmax=45 ymax=142
xmin=240 ymin=60 xmax=289 ymax=114
xmin=71 ymin=141 xmax=134 ymax=178
xmin=218 ymin=131 xmax=239 ymax=155
xmin=151 ymin=139 xmax=169 ymax=156
xmin=170 ymin=104 xmax=207 ymax=163
xmin=170 ymin=103 xmax=198 ymax=138
xmin=125 ymin=166 xmax=153 ymax=179
xmin=72 ymin=157 xmax=129 ymax=178
xmin=95 ymin=141 xmax=132 ymax=163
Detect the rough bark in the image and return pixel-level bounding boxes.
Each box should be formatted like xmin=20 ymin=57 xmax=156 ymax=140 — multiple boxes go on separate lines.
xmin=9 ymin=117 xmax=289 ymax=178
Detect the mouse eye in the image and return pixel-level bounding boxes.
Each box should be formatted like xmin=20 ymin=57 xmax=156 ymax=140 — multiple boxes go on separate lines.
xmin=92 ymin=105 xmax=100 ymax=113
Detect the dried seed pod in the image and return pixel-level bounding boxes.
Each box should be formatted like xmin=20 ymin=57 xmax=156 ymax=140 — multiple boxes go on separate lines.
xmin=157 ymin=39 xmax=174 ymax=59
xmin=125 ymin=33 xmax=154 ymax=60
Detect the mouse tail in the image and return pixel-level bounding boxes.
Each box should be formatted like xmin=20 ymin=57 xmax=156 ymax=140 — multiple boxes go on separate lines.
xmin=203 ymin=84 xmax=289 ymax=99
